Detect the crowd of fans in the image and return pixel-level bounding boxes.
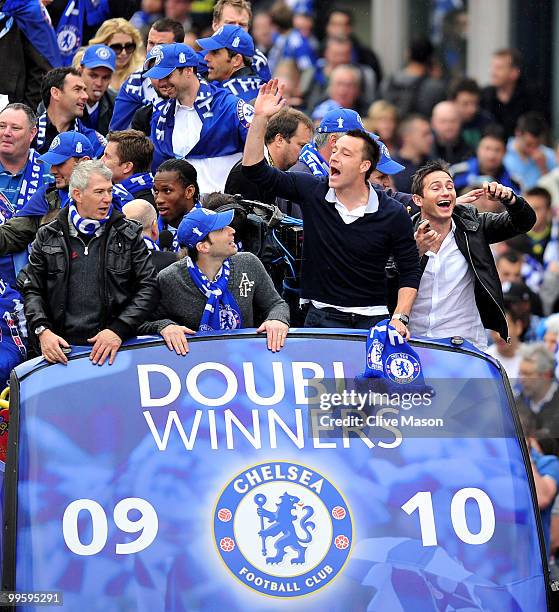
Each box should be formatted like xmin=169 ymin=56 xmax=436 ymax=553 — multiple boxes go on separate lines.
xmin=2 ymin=0 xmax=559 ymax=574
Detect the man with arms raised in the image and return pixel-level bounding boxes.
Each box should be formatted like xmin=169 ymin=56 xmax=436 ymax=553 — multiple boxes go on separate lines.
xmin=242 ymin=80 xmax=420 ymax=333
xmin=410 ymin=160 xmax=536 ymax=350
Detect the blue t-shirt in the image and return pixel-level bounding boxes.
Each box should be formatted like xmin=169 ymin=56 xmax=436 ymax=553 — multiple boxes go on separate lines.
xmin=531 ymin=448 xmax=559 ymax=554
xmin=504 ymin=138 xmax=556 ymax=190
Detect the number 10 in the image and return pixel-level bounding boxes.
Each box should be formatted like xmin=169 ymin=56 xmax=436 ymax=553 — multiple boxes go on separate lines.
xmin=401 ymin=488 xmax=495 ymax=546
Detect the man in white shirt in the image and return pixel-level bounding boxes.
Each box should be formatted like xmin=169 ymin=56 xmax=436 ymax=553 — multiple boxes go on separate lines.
xmin=409 ymin=159 xmax=536 ymax=350
xmin=144 ymin=43 xmax=255 ymax=194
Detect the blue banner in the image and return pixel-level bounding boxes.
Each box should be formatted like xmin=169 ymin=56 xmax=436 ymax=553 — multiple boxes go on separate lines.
xmin=3 ymin=332 xmax=549 ymax=610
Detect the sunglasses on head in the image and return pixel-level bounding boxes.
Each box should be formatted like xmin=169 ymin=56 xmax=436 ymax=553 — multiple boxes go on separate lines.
xmin=109 ymin=42 xmax=136 ymax=54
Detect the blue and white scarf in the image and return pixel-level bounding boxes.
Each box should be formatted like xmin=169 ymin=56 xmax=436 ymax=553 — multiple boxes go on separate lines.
xmin=152 ymin=80 xmax=253 ymax=168
xmin=120 ymin=172 xmax=154 ymax=197
xmin=543 ymin=219 xmax=559 ymax=267
xmin=144 ymin=236 xmax=160 ymax=251
xmin=355 ymin=319 xmax=428 ymax=395
xmin=299 ymin=143 xmax=329 ymax=177
xmin=69 ymin=201 xmax=112 ymax=235
xmin=35 ymin=114 xmax=78 ymax=152
xmin=186 ymin=256 xmax=242 ymax=331
xmin=154 ymin=83 xmax=215 ymax=162
xmin=56 ymin=0 xmax=109 ymax=66
xmin=112 ymin=183 xmax=134 ymax=210
xmin=16 ymin=149 xmax=44 ymax=211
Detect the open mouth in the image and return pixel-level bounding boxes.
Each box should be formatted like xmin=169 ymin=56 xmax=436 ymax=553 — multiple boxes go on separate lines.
xmin=437 ymin=199 xmax=451 ymax=210
xmin=330 ymin=167 xmax=341 ymax=177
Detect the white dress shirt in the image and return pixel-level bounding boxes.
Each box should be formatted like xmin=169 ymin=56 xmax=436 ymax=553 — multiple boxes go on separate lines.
xmin=410 ymin=221 xmax=488 ymax=350
xmin=171 ymin=101 xmax=240 ymax=194
xmin=307 ymin=184 xmax=389 ymax=316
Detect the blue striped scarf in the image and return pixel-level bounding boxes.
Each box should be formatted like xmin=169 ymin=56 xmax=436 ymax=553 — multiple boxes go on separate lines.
xmin=299 ymin=143 xmax=329 ymax=177
xmin=69 ymin=201 xmax=112 ymax=235
xmin=186 ymin=257 xmax=242 ymax=331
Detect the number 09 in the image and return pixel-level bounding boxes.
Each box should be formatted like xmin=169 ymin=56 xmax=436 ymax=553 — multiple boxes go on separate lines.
xmin=63 ymin=498 xmax=159 ymax=556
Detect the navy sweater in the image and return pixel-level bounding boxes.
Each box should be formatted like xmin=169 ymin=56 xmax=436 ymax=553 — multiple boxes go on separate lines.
xmin=243 ymin=160 xmax=421 ymax=307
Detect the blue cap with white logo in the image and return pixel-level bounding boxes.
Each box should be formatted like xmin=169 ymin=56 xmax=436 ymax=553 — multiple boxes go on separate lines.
xmin=317 ymin=108 xmax=365 ymax=133
xmin=81 ymin=44 xmax=116 ymax=71
xmin=196 ymin=25 xmax=255 ymax=58
xmin=177 ymin=207 xmax=235 ymax=248
xmin=38 ymin=131 xmax=94 ymax=166
xmin=369 ymin=134 xmax=405 ymax=175
xmin=143 ymin=43 xmax=199 ymax=79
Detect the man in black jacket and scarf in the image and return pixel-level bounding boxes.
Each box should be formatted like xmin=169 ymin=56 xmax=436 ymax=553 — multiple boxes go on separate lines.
xmin=20 ymin=159 xmax=158 ymax=366
xmin=409 ymin=159 xmax=536 ymax=350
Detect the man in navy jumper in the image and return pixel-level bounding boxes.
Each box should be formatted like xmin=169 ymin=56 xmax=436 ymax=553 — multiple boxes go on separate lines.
xmin=242 ymin=80 xmax=421 ymax=335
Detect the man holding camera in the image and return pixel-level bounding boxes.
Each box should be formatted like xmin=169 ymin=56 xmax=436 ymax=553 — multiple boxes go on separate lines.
xmin=410 ymin=159 xmax=536 ymax=350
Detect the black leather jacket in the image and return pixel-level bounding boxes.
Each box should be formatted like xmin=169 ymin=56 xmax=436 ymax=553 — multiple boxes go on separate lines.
xmin=412 ymin=196 xmax=536 ymax=341
xmin=20 ymin=208 xmax=159 ymax=345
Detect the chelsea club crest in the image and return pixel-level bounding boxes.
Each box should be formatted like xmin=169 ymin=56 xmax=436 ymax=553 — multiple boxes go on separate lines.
xmin=385 ymin=352 xmax=421 ymax=384
xmin=213 ymin=461 xmax=352 ymax=597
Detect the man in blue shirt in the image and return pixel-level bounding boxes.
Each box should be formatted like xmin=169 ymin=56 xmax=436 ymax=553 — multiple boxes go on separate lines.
xmin=109 ymin=18 xmax=185 ymax=132
xmin=144 ymin=43 xmax=254 ymax=194
xmin=0 ymin=103 xmax=49 ymax=214
xmin=197 ymin=25 xmax=262 ymax=103
xmin=518 ymin=406 xmax=559 ymax=555
xmin=505 ymin=112 xmax=556 ymax=190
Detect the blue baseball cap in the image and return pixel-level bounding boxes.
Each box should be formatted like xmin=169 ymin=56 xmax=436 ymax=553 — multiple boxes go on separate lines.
xmin=196 ymin=25 xmax=255 ymax=58
xmin=177 ymin=208 xmax=235 ymax=248
xmin=81 ymin=44 xmax=116 ymax=71
xmin=317 ymin=108 xmax=365 ymax=133
xmin=38 ymin=132 xmax=94 ymax=166
xmin=143 ymin=43 xmax=198 ymax=79
xmin=370 ymin=134 xmax=405 ymax=175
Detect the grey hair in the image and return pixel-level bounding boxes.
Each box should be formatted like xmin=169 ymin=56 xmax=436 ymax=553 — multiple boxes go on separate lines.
xmin=519 ymin=342 xmax=555 ymax=374
xmin=314 ymin=130 xmax=347 ymax=149
xmin=69 ymin=159 xmax=112 ymax=194
xmin=546 ymin=313 xmax=559 ymax=336
xmin=329 ymin=64 xmax=361 ymax=88
xmin=0 ymin=103 xmax=37 ymax=128
xmin=122 ymin=199 xmax=156 ymax=232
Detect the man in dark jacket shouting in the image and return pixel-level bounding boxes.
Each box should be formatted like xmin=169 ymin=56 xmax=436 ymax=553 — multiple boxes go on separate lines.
xmin=21 ymin=159 xmax=158 ymax=365
xmin=409 ymin=159 xmax=536 ymax=350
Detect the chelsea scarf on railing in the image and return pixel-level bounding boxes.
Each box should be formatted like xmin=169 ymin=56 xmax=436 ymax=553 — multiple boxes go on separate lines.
xmin=16 ymin=149 xmax=45 ymax=212
xmin=56 ymin=0 xmax=110 ymax=66
xmin=69 ymin=201 xmax=112 ymax=235
xmin=299 ymin=143 xmax=329 ymax=177
xmin=186 ymin=257 xmax=243 ymax=331
xmin=355 ymin=319 xmax=428 ymax=395
xmin=152 ymin=80 xmax=253 ymax=168
xmin=120 ymin=173 xmax=154 ymax=197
